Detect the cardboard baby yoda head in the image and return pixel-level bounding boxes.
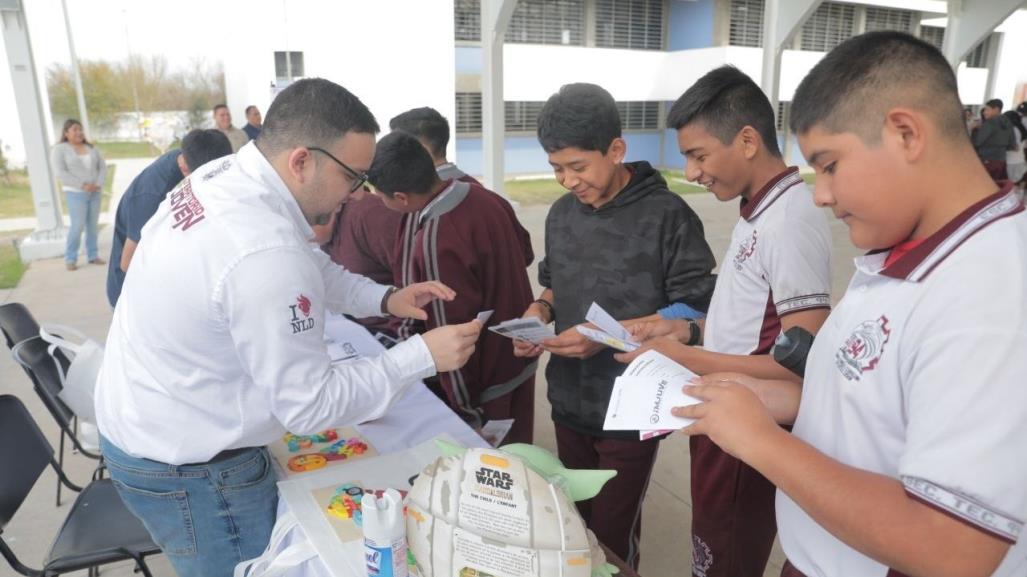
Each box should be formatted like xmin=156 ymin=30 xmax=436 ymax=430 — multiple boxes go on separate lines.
xmin=405 ymin=440 xmax=619 ymax=577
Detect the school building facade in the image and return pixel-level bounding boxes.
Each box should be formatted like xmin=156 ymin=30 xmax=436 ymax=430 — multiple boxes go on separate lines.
xmin=223 ymin=0 xmax=1027 ymax=175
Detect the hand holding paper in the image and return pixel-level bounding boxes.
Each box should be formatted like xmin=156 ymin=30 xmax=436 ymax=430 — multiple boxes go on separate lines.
xmin=603 ymin=350 xmax=703 ymax=438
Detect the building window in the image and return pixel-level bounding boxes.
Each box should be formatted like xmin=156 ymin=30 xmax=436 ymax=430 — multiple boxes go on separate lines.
xmin=594 ymin=0 xmax=664 ymax=50
xmin=455 ymin=0 xmax=481 ymax=42
xmin=507 ymin=0 xmax=585 ymax=46
xmin=505 ymin=101 xmax=546 ymax=132
xmin=965 ymin=33 xmax=994 ymax=69
xmin=863 ymin=7 xmax=917 ymax=34
xmin=729 ymin=0 xmax=763 ymax=47
xmin=919 ymin=25 xmax=945 ymax=52
xmin=274 ymin=51 xmax=304 ymax=82
xmin=456 ymin=92 xmax=483 ymax=133
xmin=617 ymin=101 xmax=660 ymax=130
xmin=800 ymin=2 xmax=855 ymax=52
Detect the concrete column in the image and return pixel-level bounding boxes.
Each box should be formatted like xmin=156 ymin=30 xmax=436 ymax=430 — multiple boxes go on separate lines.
xmin=481 ymin=0 xmax=516 ymax=196
xmin=759 ymin=0 xmax=821 ymax=112
xmin=1 ymin=0 xmax=68 ymax=260
xmin=943 ymin=0 xmax=1023 ymax=67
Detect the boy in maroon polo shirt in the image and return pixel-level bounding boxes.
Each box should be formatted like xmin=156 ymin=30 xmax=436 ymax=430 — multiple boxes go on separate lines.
xmin=369 ymin=131 xmax=537 ymax=444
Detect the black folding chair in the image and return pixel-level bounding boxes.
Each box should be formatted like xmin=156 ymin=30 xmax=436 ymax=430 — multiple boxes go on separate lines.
xmin=0 ymin=394 xmax=161 ymax=577
xmin=1 ymin=302 xmax=104 ymax=506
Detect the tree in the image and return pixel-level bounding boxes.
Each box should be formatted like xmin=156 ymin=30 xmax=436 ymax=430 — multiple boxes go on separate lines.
xmin=46 ymin=56 xmax=226 ymax=134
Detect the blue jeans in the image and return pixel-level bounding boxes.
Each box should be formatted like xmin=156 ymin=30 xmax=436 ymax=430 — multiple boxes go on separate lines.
xmin=64 ymin=189 xmax=101 ymax=262
xmin=100 ymin=436 xmax=279 ymax=577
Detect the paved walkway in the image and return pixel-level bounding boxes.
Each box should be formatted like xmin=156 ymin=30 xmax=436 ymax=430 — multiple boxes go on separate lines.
xmin=0 ymin=160 xmax=862 ymax=576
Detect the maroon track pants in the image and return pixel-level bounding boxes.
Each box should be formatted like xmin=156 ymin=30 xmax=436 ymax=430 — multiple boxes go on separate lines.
xmin=690 ymin=435 xmax=778 ymax=577
xmin=554 ymin=424 xmax=660 ymax=570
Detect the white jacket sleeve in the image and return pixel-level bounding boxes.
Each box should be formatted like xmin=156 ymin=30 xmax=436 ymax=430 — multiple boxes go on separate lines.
xmin=311 ymin=246 xmax=392 ymax=318
xmin=221 ymin=246 xmax=436 ymax=435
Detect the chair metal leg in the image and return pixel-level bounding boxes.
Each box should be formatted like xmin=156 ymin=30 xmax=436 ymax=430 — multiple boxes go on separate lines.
xmin=56 ymin=430 xmax=65 ymax=507
xmin=71 ymin=416 xmax=80 ymax=455
xmin=134 ymin=557 xmax=154 ymax=577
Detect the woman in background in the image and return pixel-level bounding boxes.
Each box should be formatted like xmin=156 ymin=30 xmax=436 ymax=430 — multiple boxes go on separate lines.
xmin=52 ymin=119 xmax=107 ymax=271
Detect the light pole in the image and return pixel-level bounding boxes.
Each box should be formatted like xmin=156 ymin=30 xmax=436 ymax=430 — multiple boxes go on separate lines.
xmin=59 ymin=0 xmax=90 ymax=138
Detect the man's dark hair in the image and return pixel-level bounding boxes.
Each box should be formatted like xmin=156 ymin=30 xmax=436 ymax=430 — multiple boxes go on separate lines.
xmin=367 ymin=131 xmax=439 ymax=197
xmin=986 ymin=98 xmax=1004 ymax=110
xmin=791 ymin=31 xmax=966 ymax=143
xmin=180 ymin=129 xmax=232 ymax=171
xmin=389 ymin=107 xmax=450 ymax=159
xmin=537 ymin=83 xmax=621 ymax=153
xmin=245 ymin=105 xmax=258 ymax=115
xmin=666 ymin=65 xmax=781 ymax=157
xmin=1004 ymin=110 xmax=1027 ymax=142
xmin=212 ymin=103 xmax=228 ymax=113
xmin=257 ymin=78 xmax=380 ymax=156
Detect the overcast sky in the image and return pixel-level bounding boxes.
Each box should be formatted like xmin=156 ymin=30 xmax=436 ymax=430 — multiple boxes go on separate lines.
xmin=16 ymin=0 xmax=239 ymax=72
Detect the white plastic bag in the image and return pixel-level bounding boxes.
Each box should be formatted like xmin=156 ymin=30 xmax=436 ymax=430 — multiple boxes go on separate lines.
xmin=39 ymin=323 xmax=104 ymax=424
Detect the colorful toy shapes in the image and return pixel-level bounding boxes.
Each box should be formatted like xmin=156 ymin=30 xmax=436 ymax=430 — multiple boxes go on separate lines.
xmin=325 ymin=483 xmax=408 ymax=526
xmin=286 ymin=436 xmax=370 ymax=472
xmin=283 ymin=429 xmax=340 ymax=453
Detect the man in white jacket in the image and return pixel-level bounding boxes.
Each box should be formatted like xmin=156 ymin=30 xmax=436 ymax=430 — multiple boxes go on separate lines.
xmin=95 ymin=78 xmax=481 ymax=577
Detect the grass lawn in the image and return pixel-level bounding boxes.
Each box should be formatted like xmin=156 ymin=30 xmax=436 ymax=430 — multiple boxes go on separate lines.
xmin=505 ymin=170 xmax=817 ymax=205
xmin=95 ymin=141 xmax=161 ymax=159
xmin=0 ymin=242 xmax=27 ymax=289
xmin=504 ymin=170 xmax=710 ymax=205
xmin=0 ymin=166 xmax=117 ymax=219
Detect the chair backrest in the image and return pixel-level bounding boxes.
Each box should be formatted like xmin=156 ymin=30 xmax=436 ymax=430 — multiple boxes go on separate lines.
xmin=0 ymin=395 xmax=55 ymax=530
xmin=11 ymin=336 xmax=74 ymax=428
xmin=0 ymin=303 xmax=42 ymax=350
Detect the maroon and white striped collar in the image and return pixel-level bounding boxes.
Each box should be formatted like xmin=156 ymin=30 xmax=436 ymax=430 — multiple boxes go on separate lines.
xmin=864 ymin=185 xmax=1024 ymax=282
xmin=740 ymin=166 xmax=804 ymax=222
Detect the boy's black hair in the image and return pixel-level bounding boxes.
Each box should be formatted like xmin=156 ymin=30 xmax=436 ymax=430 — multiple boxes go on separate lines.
xmin=180 ymin=129 xmax=233 ymax=171
xmin=257 ymin=78 xmax=380 ymax=156
xmin=986 ymin=98 xmax=1004 ymax=110
xmin=367 ymin=131 xmax=439 ymax=197
xmin=1004 ymin=110 xmax=1027 ymax=142
xmin=666 ymin=65 xmax=781 ymax=157
xmin=791 ymin=31 xmax=965 ymax=142
xmin=389 ymin=107 xmax=450 ymax=159
xmin=537 ymin=83 xmax=621 ymax=153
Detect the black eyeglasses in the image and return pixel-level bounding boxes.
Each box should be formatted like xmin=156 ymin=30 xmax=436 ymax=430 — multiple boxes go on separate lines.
xmin=307 ymin=146 xmax=369 ymax=193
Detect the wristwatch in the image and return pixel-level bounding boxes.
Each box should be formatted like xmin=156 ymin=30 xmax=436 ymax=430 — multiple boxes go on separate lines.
xmin=685 ymin=319 xmax=701 ymax=346
xmin=381 ymin=286 xmax=398 ymax=315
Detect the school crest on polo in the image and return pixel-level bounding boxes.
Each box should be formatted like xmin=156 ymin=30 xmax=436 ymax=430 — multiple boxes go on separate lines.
xmin=288 ymin=294 xmax=315 ymax=334
xmin=836 ymin=315 xmax=892 ymax=381
xmin=733 ymin=230 xmax=758 ymax=270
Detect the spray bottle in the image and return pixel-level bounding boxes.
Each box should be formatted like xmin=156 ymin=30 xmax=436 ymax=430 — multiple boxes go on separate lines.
xmin=362 ymin=488 xmax=407 ymax=577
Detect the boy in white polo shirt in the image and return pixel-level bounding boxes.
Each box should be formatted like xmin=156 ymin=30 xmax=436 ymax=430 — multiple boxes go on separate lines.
xmin=618 ymin=66 xmax=831 ymax=577
xmin=673 ymin=32 xmax=1027 ymax=577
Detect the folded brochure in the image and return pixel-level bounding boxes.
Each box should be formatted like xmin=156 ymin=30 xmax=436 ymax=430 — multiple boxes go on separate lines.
xmin=603 ymin=350 xmax=702 ymax=438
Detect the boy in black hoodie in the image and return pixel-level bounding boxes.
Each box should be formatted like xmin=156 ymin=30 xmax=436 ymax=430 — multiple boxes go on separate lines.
xmin=514 ymin=83 xmax=716 ymax=568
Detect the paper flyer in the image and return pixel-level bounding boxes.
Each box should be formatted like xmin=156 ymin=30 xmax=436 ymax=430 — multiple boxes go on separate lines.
xmin=577 ymin=302 xmax=640 ymax=352
xmin=488 ymin=317 xmax=556 ymax=344
xmin=575 ymin=325 xmax=639 ymax=353
xmin=602 ymin=350 xmax=702 ymax=437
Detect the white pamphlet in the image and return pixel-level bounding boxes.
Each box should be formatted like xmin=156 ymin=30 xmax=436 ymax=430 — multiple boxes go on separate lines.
xmin=479 ymin=418 xmax=514 ymax=447
xmin=584 ymin=301 xmax=639 ymax=347
xmin=603 ymin=350 xmax=702 ymax=433
xmin=476 ymin=310 xmax=494 ymax=324
xmin=575 ymin=325 xmax=639 ymax=352
xmin=488 ymin=317 xmax=555 ymax=344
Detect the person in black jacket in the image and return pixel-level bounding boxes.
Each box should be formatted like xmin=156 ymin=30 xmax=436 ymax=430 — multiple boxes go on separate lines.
xmin=513 ymin=82 xmax=716 ymax=569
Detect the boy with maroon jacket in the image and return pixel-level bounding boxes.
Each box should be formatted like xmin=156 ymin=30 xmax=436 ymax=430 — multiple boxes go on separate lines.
xmin=369 ymin=130 xmax=537 ymax=444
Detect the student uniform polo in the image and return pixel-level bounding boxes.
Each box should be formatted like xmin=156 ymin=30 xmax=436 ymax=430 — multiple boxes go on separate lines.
xmin=778 ymin=188 xmax=1027 ymax=577
xmin=703 ymin=166 xmax=832 ymax=356
xmin=690 ymin=166 xmax=832 ymax=577
xmin=95 ymin=142 xmax=437 ymax=466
